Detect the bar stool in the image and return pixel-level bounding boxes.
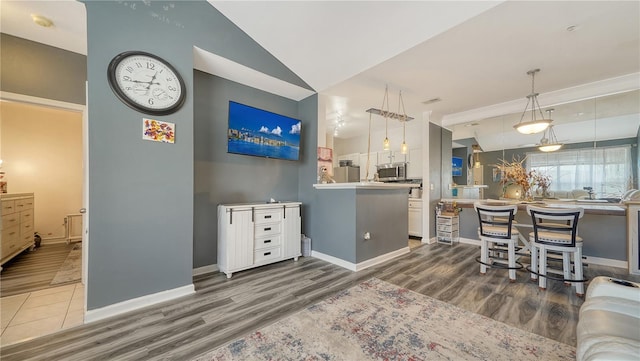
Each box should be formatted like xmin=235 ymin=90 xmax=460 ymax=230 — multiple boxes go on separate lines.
xmin=474 ymin=203 xmax=522 ymax=282
xmin=526 ymin=205 xmax=587 ymax=296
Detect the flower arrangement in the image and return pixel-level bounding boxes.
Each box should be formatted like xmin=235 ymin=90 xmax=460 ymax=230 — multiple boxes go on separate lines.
xmin=495 ymin=156 xmax=551 ymax=200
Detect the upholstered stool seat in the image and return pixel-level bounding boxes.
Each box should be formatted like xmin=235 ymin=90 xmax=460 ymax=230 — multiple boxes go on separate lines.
xmin=474 ymin=203 xmax=522 ymax=281
xmin=526 ymin=205 xmax=586 ymax=296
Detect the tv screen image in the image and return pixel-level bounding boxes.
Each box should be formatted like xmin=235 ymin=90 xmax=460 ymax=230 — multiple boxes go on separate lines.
xmin=227 ymin=101 xmax=301 ymax=161
xmin=452 ymin=156 xmax=463 ymax=176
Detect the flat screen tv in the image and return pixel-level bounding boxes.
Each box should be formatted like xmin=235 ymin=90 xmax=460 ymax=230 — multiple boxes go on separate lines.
xmin=452 ymin=156 xmax=463 ymax=176
xmin=227 ymin=101 xmax=301 ymax=161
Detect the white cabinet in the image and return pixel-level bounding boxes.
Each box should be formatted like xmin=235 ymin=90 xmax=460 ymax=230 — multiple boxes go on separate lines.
xmin=408 ymin=199 xmax=422 ymax=237
xmin=218 ymin=202 xmax=301 ymax=278
xmin=406 ymin=148 xmax=422 ymax=179
xmin=359 ymin=152 xmax=378 ymax=181
xmin=377 ymin=150 xmax=406 ymax=165
xmin=1 ymin=193 xmax=35 ymax=267
xmin=436 ymin=215 xmax=459 ymax=245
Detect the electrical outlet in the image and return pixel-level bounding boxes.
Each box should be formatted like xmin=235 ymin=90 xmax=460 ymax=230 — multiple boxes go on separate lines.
xmin=364 ymin=232 xmax=371 ymax=240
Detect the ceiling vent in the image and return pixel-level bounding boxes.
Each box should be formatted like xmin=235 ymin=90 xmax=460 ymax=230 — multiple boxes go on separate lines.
xmin=422 ymin=97 xmax=442 ymax=105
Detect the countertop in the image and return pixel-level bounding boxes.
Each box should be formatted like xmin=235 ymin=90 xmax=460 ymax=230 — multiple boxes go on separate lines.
xmin=440 ymin=198 xmax=626 ymax=216
xmin=314 ymin=182 xmax=418 ymax=190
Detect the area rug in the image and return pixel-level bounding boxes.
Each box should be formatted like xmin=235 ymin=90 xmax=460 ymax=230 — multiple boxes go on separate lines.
xmin=194 ymin=278 xmax=575 ymax=361
xmin=50 ymin=243 xmax=82 ymax=285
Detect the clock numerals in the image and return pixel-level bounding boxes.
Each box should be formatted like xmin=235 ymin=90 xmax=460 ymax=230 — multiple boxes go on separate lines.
xmin=108 ymin=51 xmax=186 ymax=115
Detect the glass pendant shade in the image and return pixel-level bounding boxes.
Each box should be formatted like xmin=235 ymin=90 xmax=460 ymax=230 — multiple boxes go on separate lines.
xmin=383 ymin=137 xmax=390 ymax=150
xmin=539 ymin=144 xmax=562 ymax=152
xmin=401 ymin=141 xmax=408 ymax=154
xmin=537 ymin=124 xmax=562 ymax=152
xmin=515 ymin=119 xmax=552 ymax=134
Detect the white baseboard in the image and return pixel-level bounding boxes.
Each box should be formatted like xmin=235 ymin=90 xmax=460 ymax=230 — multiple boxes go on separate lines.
xmin=84 ymin=284 xmax=195 ymax=324
xmin=311 ymin=247 xmax=411 ymax=272
xmin=42 ymin=237 xmax=67 ymax=245
xmin=458 ymin=237 xmax=480 ymax=246
xmin=584 ymin=256 xmax=627 ymax=269
xmin=193 ymin=264 xmax=218 ymax=277
xmin=424 ymin=237 xmax=437 ymax=245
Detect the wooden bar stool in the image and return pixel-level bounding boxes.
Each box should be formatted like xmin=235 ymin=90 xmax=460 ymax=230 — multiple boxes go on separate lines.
xmin=474 ymin=203 xmax=522 ymax=282
xmin=526 ymin=205 xmax=587 ymax=296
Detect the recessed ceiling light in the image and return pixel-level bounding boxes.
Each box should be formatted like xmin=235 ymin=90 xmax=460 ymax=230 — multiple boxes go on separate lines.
xmin=422 ymin=97 xmax=442 ymax=105
xmin=566 ymin=25 xmax=578 ymax=32
xmin=31 ymin=14 xmax=54 ymax=28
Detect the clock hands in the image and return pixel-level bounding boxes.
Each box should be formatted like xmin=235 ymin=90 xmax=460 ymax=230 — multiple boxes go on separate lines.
xmin=145 ymin=71 xmax=158 ymax=90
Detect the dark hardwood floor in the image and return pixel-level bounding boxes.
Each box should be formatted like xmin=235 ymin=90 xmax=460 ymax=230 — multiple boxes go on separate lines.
xmin=1 ymin=242 xmax=638 ymax=361
xmin=1 ymin=243 xmax=76 ymax=297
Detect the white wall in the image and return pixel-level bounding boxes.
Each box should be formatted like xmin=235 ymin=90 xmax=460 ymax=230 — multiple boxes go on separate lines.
xmin=1 ymin=101 xmax=83 ymax=240
xmin=333 ymin=120 xmax=424 ymax=156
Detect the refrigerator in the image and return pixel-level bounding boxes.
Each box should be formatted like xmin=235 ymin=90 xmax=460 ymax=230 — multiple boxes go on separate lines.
xmin=333 ymin=166 xmax=360 ymax=183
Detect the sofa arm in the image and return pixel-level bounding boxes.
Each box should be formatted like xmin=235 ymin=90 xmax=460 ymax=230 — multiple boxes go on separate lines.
xmin=586 ymin=277 xmax=640 ymax=302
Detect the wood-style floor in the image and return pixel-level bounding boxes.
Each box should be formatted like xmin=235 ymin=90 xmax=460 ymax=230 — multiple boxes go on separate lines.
xmin=2 ymin=242 xmax=638 ymax=361
xmin=1 ymin=243 xmax=76 ymax=297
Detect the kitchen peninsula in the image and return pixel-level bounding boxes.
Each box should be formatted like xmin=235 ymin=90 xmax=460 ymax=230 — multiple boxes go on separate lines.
xmin=311 ymin=182 xmax=417 ymax=271
xmin=445 ymin=198 xmax=629 ymax=269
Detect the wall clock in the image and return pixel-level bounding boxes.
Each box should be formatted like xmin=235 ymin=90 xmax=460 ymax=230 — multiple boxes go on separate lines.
xmin=107 ymin=51 xmax=186 ymax=116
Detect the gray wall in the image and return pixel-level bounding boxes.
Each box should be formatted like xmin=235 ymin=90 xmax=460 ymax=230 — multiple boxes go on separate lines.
xmin=82 ymin=0 xmax=315 ymax=310
xmin=428 ymin=123 xmax=453 ymax=238
xmin=0 ymin=33 xmax=86 ymax=104
xmin=193 ymin=71 xmax=303 ymax=267
xmin=476 ymin=138 xmax=638 ymax=200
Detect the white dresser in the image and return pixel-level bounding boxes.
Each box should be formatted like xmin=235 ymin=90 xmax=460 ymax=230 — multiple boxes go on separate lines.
xmin=1 ymin=193 xmax=35 ymax=267
xmin=217 ymin=202 xmax=301 ymax=278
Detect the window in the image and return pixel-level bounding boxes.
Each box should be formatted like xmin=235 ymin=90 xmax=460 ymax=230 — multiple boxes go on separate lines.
xmin=527 ymin=145 xmax=632 ymax=197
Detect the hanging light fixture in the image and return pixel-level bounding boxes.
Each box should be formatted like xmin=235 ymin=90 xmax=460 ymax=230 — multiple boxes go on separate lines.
xmin=366 ymin=87 xmax=413 ymax=154
xmin=398 ymin=90 xmax=408 ymax=154
xmin=514 ymin=69 xmax=552 ymax=134
xmin=538 ymin=109 xmax=562 ymax=152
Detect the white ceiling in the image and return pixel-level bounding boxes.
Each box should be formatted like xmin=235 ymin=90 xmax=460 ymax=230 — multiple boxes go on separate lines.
xmin=2 ymin=1 xmax=639 ymax=150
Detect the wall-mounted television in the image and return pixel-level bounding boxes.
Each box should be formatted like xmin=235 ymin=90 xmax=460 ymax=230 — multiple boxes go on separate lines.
xmin=452 ymin=156 xmax=463 ymax=176
xmin=227 ymin=101 xmax=301 ymax=161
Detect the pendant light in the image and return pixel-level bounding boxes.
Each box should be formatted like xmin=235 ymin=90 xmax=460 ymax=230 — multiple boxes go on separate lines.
xmin=381 ymin=86 xmax=391 ymax=150
xmin=398 ymin=90 xmax=408 ymax=154
xmin=538 ymin=109 xmax=562 ymax=152
xmin=514 ymin=69 xmax=552 ymax=134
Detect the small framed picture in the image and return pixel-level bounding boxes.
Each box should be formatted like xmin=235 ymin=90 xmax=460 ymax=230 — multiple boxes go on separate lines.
xmin=143 ymin=118 xmax=175 ymax=144
xmin=492 ymin=168 xmax=502 ymax=182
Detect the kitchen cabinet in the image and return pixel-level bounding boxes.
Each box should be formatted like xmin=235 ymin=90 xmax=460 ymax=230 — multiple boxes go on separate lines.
xmin=406 ymin=148 xmax=422 ymax=179
xmin=377 ymin=150 xmax=406 ymax=165
xmin=217 ymin=202 xmax=301 ymax=278
xmin=1 ymin=193 xmax=35 ymax=267
xmin=337 ymin=153 xmax=359 ymax=167
xmin=408 ymin=199 xmax=423 ymax=237
xmin=359 ymin=152 xmax=378 ymax=181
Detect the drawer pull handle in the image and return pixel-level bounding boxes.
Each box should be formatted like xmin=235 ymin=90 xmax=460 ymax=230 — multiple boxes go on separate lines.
xmin=264 ymin=252 xmax=271 ymax=256
xmin=264 ymin=215 xmax=272 ymax=219
xmin=17 ymin=204 xmax=23 ymax=208
xmin=264 ymin=227 xmax=271 ymax=231
xmin=9 ymin=232 xmax=16 ymax=235
xmin=264 ymin=240 xmax=271 ymax=243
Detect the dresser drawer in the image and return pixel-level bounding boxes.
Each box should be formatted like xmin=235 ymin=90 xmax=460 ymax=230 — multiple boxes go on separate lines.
xmin=21 ymin=220 xmax=34 ymax=236
xmin=2 ymin=200 xmax=15 ymax=216
xmin=254 ymin=222 xmax=282 ymax=238
xmin=2 ymin=212 xmax=20 ymax=228
xmin=255 ymin=235 xmax=282 ymax=250
xmin=408 ymin=200 xmax=422 ymax=209
xmin=18 ymin=232 xmax=33 ymax=246
xmin=15 ymin=198 xmax=34 ymax=211
xmin=254 ymin=209 xmax=282 ymax=225
xmin=254 ymin=246 xmax=282 ymax=264
xmin=2 ymin=225 xmax=20 ymax=245
xmin=20 ymin=209 xmax=34 ymax=224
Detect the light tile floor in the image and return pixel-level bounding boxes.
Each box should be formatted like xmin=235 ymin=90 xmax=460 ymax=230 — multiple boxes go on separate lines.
xmin=0 ymin=283 xmax=84 ymax=346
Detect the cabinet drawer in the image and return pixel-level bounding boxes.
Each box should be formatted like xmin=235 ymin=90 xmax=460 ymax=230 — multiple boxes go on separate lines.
xmin=2 ymin=225 xmax=20 ymax=245
xmin=2 ymin=200 xmax=15 ymax=216
xmin=437 ymin=225 xmax=455 ymax=232
xmin=254 ymin=246 xmax=282 ymax=264
xmin=408 ymin=200 xmax=422 ymax=209
xmin=19 ymin=232 xmax=33 ymax=246
xmin=254 ymin=222 xmax=282 ymax=238
xmin=21 ymin=220 xmax=34 ymax=236
xmin=2 ymin=212 xmax=20 ymax=228
xmin=20 ymin=209 xmax=34 ymax=224
xmin=254 ymin=209 xmax=282 ymax=225
xmin=15 ymin=198 xmax=34 ymax=211
xmin=255 ymin=235 xmax=282 ymax=250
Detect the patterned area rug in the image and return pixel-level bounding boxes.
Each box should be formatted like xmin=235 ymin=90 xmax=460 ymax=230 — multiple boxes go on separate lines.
xmin=50 ymin=243 xmax=82 ymax=285
xmin=194 ymin=278 xmax=575 ymax=360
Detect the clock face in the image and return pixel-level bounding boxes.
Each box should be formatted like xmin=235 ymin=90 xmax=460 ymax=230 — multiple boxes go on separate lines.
xmin=107 ymin=51 xmax=186 ymax=115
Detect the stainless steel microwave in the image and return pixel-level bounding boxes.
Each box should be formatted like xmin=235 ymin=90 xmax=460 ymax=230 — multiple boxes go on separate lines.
xmin=377 ymin=162 xmax=407 ymax=182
